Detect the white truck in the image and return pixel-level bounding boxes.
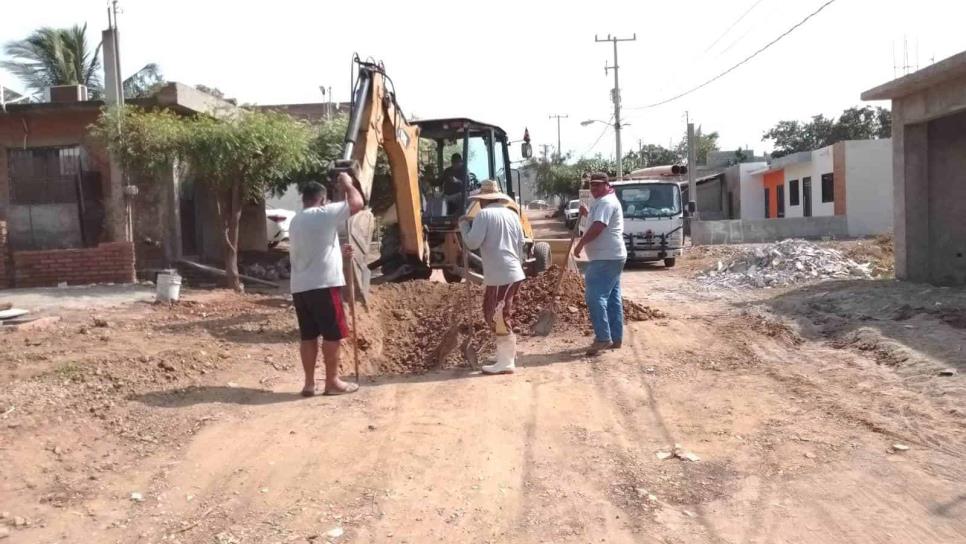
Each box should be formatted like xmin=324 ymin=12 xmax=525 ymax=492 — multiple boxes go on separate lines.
xmin=580 ymin=179 xmax=686 ymax=267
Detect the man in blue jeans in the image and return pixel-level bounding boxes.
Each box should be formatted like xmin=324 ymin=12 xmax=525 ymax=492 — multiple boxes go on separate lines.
xmin=574 ymin=173 xmax=627 ymax=355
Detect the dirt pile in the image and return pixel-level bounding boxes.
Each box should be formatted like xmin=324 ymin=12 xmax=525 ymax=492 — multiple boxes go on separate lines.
xmin=354 ymin=267 xmax=665 ymax=375
xmin=697 ymin=239 xmax=874 ymax=289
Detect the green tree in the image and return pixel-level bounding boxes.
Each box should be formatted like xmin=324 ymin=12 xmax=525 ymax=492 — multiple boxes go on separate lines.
xmin=182 ymin=111 xmax=315 ymax=290
xmin=91 ymin=106 xmax=314 ymax=290
xmin=763 ymin=106 xmax=891 ymax=158
xmin=90 ymin=106 xmax=185 ymax=176
xmin=2 ymin=24 xmax=102 ymax=96
xmin=532 ymin=153 xmax=582 ymax=202
xmin=123 ymin=63 xmax=165 ymax=99
xmin=675 ymin=128 xmax=719 ymax=166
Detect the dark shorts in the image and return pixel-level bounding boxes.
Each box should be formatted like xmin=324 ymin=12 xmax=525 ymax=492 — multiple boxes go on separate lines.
xmin=292 ymin=287 xmax=348 ymax=342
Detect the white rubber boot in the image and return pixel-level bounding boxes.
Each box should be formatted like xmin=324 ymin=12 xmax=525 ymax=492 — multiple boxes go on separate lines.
xmin=482 ymin=333 xmax=516 ymax=375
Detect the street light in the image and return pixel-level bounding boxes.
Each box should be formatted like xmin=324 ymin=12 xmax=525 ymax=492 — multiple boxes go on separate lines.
xmin=580 ymin=119 xmax=609 ymax=127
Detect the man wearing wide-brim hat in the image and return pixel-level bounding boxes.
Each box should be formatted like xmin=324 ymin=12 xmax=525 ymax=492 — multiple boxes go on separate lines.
xmin=459 ymin=179 xmax=526 ymax=375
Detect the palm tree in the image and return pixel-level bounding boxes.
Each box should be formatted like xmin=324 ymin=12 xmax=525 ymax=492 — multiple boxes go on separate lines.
xmin=1 ymin=24 xmax=103 ymax=96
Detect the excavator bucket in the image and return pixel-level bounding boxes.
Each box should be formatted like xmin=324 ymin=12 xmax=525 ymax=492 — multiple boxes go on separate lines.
xmin=330 ymin=159 xmax=375 ymax=304
xmin=344 ymin=209 xmax=375 ymax=304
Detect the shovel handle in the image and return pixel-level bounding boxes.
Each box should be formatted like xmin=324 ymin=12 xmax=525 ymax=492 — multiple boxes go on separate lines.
xmin=346 ymin=219 xmax=360 ymax=385
xmin=551 ymin=222 xmax=581 ymax=299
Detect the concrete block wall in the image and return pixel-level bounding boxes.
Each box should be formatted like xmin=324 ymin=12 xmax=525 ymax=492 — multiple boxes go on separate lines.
xmin=11 ymin=241 xmax=135 ymax=287
xmin=692 ymin=216 xmax=849 ymax=245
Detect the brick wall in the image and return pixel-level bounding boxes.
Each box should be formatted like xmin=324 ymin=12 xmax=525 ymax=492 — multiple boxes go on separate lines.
xmin=12 ymin=242 xmax=135 ymax=288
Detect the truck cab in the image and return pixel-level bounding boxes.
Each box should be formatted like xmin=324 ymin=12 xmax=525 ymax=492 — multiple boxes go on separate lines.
xmin=581 ymin=179 xmax=685 ymax=267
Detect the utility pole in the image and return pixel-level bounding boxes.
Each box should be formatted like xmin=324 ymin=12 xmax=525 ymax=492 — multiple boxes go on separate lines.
xmin=687 ymin=121 xmax=697 ymax=220
xmin=596 ymin=33 xmax=636 ymax=180
xmin=548 ymin=114 xmax=568 ymax=160
xmin=540 ymin=144 xmax=552 ymax=162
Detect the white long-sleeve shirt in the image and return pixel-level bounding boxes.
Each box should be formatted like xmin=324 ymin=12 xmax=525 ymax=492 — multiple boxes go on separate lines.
xmin=460 ymin=205 xmax=526 ymax=286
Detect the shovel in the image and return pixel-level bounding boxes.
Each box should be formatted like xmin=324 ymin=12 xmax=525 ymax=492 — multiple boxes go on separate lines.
xmin=433 ymin=241 xmax=478 ymax=367
xmin=459 ymin=247 xmax=479 ymax=366
xmin=532 ymin=222 xmax=581 ymax=336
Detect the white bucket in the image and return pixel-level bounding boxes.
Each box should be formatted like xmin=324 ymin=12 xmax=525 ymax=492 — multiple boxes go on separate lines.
xmin=156 ymin=272 xmax=182 ymax=302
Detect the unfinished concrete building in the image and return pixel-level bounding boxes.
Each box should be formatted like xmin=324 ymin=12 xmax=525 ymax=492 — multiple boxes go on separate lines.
xmin=863 ymin=50 xmax=966 ymax=285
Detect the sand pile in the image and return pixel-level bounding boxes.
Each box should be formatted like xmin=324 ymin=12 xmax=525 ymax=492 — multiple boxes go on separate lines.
xmin=351 ymin=267 xmax=664 ymax=375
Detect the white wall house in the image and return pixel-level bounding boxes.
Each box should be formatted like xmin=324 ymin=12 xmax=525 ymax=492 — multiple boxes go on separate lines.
xmin=737 ymin=161 xmax=768 ymax=220
xmin=749 ymin=139 xmax=892 ymax=237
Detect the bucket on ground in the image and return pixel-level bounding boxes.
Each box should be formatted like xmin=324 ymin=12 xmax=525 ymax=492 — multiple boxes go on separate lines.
xmin=156 ymin=271 xmax=182 ymax=302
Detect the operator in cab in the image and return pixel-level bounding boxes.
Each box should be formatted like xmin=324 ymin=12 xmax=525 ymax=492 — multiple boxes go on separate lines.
xmin=440 ymin=153 xmax=468 ymax=213
xmin=459 ymin=180 xmax=526 ymax=376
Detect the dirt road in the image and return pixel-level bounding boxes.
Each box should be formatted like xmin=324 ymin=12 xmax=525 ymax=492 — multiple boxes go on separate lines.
xmin=1 ymin=232 xmax=964 ymax=542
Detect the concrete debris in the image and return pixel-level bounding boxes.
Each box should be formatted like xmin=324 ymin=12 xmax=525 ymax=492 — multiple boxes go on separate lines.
xmin=325 ymin=527 xmax=345 ymax=539
xmin=891 ymin=444 xmax=910 ymax=452
xmin=216 ymin=532 xmax=240 ymax=544
xmin=698 ymin=239 xmax=874 ymax=289
xmin=130 ymin=492 xmax=144 ymax=502
xmin=658 ymin=445 xmax=701 ymax=462
xmin=241 ymin=257 xmax=291 ymax=281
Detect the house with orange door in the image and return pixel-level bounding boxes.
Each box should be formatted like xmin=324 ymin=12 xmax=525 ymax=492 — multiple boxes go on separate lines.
xmin=748 ymin=139 xmax=893 ymax=237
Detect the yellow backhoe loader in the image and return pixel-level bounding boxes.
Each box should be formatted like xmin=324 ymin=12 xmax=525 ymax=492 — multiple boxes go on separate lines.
xmin=331 ymin=58 xmax=552 ymax=298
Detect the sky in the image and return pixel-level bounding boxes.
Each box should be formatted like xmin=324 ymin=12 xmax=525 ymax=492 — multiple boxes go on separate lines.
xmin=2 ymin=0 xmax=965 ymax=164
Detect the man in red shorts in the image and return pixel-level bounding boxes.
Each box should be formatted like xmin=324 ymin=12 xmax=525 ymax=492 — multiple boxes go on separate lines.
xmin=288 ymin=174 xmax=364 ymax=396
xmin=459 ymin=180 xmax=526 ymax=375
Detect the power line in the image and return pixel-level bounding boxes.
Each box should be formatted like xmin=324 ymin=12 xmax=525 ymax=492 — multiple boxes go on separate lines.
xmin=703 ymin=0 xmax=768 ymax=53
xmin=627 ymin=0 xmax=839 ymax=111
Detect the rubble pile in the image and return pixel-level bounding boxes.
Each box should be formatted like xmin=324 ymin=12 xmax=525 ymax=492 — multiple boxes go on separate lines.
xmin=698 ymin=239 xmax=874 ymax=289
xmin=241 ymin=257 xmax=291 ymax=281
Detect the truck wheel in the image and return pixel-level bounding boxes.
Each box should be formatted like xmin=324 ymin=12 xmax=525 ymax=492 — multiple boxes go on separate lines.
xmin=664 ymin=258 xmax=677 ymax=268
xmin=533 ymin=242 xmax=552 ymax=274
xmin=443 ymin=269 xmax=463 ymax=284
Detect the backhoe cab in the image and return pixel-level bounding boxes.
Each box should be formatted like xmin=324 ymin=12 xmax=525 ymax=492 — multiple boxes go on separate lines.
xmin=402 ymin=118 xmax=549 ymax=283
xmin=335 ymin=58 xmax=550 ymax=294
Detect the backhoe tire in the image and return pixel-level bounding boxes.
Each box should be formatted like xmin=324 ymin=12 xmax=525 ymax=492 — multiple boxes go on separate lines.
xmin=533 ymin=242 xmax=552 ymax=275
xmin=443 ymin=269 xmax=463 ymax=284
xmin=664 ymin=258 xmax=677 ymax=268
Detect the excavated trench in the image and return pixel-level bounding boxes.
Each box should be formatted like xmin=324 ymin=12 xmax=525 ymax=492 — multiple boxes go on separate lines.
xmin=345 ymin=266 xmax=665 ymax=376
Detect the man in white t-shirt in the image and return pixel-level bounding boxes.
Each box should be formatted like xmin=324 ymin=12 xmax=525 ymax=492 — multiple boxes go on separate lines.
xmin=459 ymin=180 xmax=526 ymax=375
xmin=574 ymin=172 xmax=627 ymax=355
xmin=288 ymin=174 xmax=364 ymax=396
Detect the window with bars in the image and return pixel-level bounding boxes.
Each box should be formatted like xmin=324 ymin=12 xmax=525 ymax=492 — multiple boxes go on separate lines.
xmin=6 ymin=146 xmax=103 ymax=250
xmin=8 ymin=146 xmax=84 ymax=205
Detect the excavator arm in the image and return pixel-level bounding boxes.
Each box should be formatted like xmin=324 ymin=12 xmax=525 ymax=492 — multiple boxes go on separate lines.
xmin=331 ymin=60 xmax=425 ymax=299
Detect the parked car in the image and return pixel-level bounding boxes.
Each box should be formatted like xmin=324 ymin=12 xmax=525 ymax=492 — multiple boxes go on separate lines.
xmin=527 ymin=200 xmax=549 ymax=210
xmin=266 ymin=208 xmax=295 ymax=248
xmin=563 ymin=199 xmax=581 ymax=228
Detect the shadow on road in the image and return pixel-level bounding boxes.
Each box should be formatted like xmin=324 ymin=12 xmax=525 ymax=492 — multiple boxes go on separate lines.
xmin=133 ymin=386 xmax=304 ymax=407
xmin=160 ymin=313 xmax=296 ymax=345
xmin=932 ymin=493 xmax=966 ymax=517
